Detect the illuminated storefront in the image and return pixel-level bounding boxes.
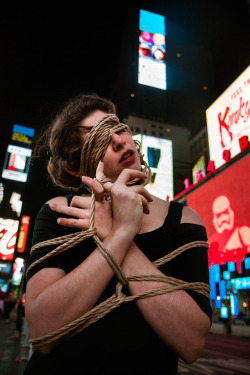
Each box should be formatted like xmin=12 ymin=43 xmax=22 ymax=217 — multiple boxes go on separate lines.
xmin=175 ymin=66 xmax=250 ymax=319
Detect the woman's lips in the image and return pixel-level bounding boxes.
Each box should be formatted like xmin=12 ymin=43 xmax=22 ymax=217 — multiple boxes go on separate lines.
xmin=119 ymin=151 xmax=135 ymax=165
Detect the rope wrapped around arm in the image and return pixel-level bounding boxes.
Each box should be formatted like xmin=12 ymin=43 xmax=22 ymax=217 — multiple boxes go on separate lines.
xmin=26 ymin=189 xmax=210 ymax=349
xmin=26 ymin=114 xmax=210 ymax=349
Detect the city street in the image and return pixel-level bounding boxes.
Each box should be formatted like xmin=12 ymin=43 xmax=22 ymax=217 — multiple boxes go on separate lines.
xmin=1 ymin=311 xmax=250 ymax=374
xmin=179 ymin=334 xmax=250 ymax=374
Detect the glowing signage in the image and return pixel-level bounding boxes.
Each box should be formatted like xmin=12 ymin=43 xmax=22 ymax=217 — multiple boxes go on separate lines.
xmin=1 ymin=144 xmax=32 ymax=182
xmin=17 ymin=215 xmax=30 ymax=253
xmin=12 ymin=257 xmax=24 ymax=285
xmin=231 ymin=277 xmax=250 ymax=290
xmin=221 ymin=307 xmax=228 ymax=318
xmin=133 ymin=134 xmax=173 ymax=200
xmin=11 ymin=124 xmax=35 ymax=146
xmin=10 ymin=192 xmax=22 ymax=216
xmin=138 ymin=9 xmax=166 ymax=90
xmin=0 ymin=218 xmax=19 ymax=261
xmin=186 ymin=154 xmax=250 ymax=273
xmin=192 ymin=155 xmax=206 ymax=184
xmin=206 ymin=65 xmax=250 ymax=169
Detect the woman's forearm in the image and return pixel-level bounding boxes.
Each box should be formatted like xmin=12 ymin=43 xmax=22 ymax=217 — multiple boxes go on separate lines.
xmin=25 ymin=228 xmax=134 ymax=353
xmin=121 ymin=243 xmax=211 ymax=363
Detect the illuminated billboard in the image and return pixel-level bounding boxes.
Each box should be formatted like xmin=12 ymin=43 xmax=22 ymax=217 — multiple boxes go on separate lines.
xmin=185 ymin=153 xmax=250 ymax=316
xmin=12 ymin=257 xmax=24 ymax=285
xmin=138 ymin=9 xmax=166 ymax=90
xmin=186 ymin=154 xmax=250 ymax=271
xmin=0 ymin=218 xmax=19 ymax=261
xmin=17 ymin=215 xmax=30 ymax=253
xmin=206 ymin=65 xmax=250 ymax=169
xmin=11 ymin=124 xmax=35 ymax=146
xmin=192 ymin=155 xmax=206 ymax=184
xmin=133 ymin=134 xmax=173 ymax=200
xmin=1 ymin=144 xmax=32 ymax=182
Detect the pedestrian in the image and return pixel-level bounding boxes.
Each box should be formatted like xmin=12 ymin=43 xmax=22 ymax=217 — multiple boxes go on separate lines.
xmin=4 ymin=295 xmax=13 ymax=323
xmin=24 ymin=92 xmax=212 ymax=374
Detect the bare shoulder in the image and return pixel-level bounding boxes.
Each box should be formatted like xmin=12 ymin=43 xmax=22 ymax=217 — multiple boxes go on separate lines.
xmin=181 ymin=205 xmax=204 ymax=226
xmin=46 ymin=196 xmax=68 ymax=205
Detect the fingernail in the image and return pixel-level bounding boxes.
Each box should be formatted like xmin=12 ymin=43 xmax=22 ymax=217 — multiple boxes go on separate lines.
xmin=49 ymin=203 xmax=56 ymax=209
xmin=57 ymin=218 xmax=61 ymax=224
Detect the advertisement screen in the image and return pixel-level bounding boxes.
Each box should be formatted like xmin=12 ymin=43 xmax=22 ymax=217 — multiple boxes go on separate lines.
xmin=0 ymin=218 xmax=19 ymax=261
xmin=206 ymin=65 xmax=250 ymax=169
xmin=192 ymin=155 xmax=206 ymax=184
xmin=1 ymin=144 xmax=32 ymax=182
xmin=138 ymin=9 xmax=166 ymax=90
xmin=11 ymin=124 xmax=35 ymax=146
xmin=133 ymin=134 xmax=173 ymax=200
xmin=186 ymin=154 xmax=250 ymax=273
xmin=0 ymin=180 xmax=23 ymax=219
xmin=12 ymin=257 xmax=24 ymax=285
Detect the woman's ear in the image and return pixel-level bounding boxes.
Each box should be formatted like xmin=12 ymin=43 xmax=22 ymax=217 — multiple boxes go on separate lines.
xmin=66 ymin=169 xmax=80 ymax=177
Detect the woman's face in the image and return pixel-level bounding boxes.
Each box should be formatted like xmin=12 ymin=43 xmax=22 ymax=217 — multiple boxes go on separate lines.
xmin=80 ymin=110 xmax=141 ymax=182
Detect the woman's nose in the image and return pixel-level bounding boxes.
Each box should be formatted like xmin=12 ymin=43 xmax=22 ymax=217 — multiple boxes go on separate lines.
xmin=111 ymin=132 xmax=125 ymax=151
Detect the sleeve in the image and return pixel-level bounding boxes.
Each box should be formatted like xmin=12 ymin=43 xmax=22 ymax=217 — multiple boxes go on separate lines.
xmin=170 ymin=223 xmax=212 ymax=323
xmin=26 ymin=204 xmax=79 ymax=282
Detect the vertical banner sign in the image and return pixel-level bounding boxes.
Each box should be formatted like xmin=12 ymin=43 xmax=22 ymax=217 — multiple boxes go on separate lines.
xmin=17 ymin=215 xmax=30 ymax=253
xmin=138 ymin=9 xmax=166 ymax=90
xmin=206 ymin=65 xmax=250 ymax=169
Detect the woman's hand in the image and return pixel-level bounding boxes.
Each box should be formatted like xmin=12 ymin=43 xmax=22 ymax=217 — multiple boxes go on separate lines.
xmin=101 ymin=164 xmax=153 ymax=238
xmin=50 ymin=162 xmax=153 ymax=240
xmin=50 ymin=163 xmax=112 ymax=240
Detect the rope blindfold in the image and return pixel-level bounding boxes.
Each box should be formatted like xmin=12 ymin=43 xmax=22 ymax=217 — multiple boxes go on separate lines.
xmin=79 ymin=114 xmax=132 ymax=178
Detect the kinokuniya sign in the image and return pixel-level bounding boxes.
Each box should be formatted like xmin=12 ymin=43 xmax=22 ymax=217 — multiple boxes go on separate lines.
xmin=206 ymin=65 xmax=250 ymax=169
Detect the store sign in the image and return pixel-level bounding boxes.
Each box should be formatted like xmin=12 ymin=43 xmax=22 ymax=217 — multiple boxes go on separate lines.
xmin=206 ymin=65 xmax=250 ymax=169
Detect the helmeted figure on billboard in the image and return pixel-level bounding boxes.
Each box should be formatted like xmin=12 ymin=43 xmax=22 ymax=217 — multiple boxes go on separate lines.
xmin=208 ymin=195 xmax=250 ymax=273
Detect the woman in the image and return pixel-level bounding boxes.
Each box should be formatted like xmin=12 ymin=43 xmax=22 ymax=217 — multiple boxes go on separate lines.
xmin=24 ymin=92 xmax=212 ymax=374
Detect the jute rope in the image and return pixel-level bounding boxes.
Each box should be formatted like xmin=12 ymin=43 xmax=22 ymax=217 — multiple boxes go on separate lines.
xmin=26 ymin=114 xmax=210 ymax=349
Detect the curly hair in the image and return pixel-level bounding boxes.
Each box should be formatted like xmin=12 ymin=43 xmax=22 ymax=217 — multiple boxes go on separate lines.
xmin=31 ymin=92 xmax=116 ymax=190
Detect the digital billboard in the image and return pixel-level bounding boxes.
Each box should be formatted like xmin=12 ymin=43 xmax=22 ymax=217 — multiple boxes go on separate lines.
xmin=185 ymin=154 xmax=250 ymax=315
xmin=133 ymin=134 xmax=173 ymax=200
xmin=12 ymin=257 xmax=24 ymax=285
xmin=192 ymin=155 xmax=206 ymax=184
xmin=1 ymin=144 xmax=32 ymax=182
xmin=0 ymin=180 xmax=23 ymax=220
xmin=0 ymin=217 xmax=19 ymax=261
xmin=138 ymin=9 xmax=166 ymax=90
xmin=186 ymin=154 xmax=250 ymax=269
xmin=206 ymin=65 xmax=250 ymax=169
xmin=11 ymin=124 xmax=35 ymax=146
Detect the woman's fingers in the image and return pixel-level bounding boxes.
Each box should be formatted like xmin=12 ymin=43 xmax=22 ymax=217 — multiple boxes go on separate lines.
xmin=128 ymin=184 xmax=153 ymax=203
xmin=49 ymin=202 xmax=89 ymax=220
xmin=117 ymin=169 xmax=149 ymax=185
xmin=95 ymin=161 xmax=104 ymax=180
xmin=81 ymin=176 xmax=104 ymax=202
xmin=102 ymin=169 xmax=149 ymax=194
xmin=57 ymin=217 xmax=89 ymax=229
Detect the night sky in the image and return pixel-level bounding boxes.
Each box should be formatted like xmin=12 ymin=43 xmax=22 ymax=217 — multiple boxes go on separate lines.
xmin=0 ymin=1 xmax=249 ymax=253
